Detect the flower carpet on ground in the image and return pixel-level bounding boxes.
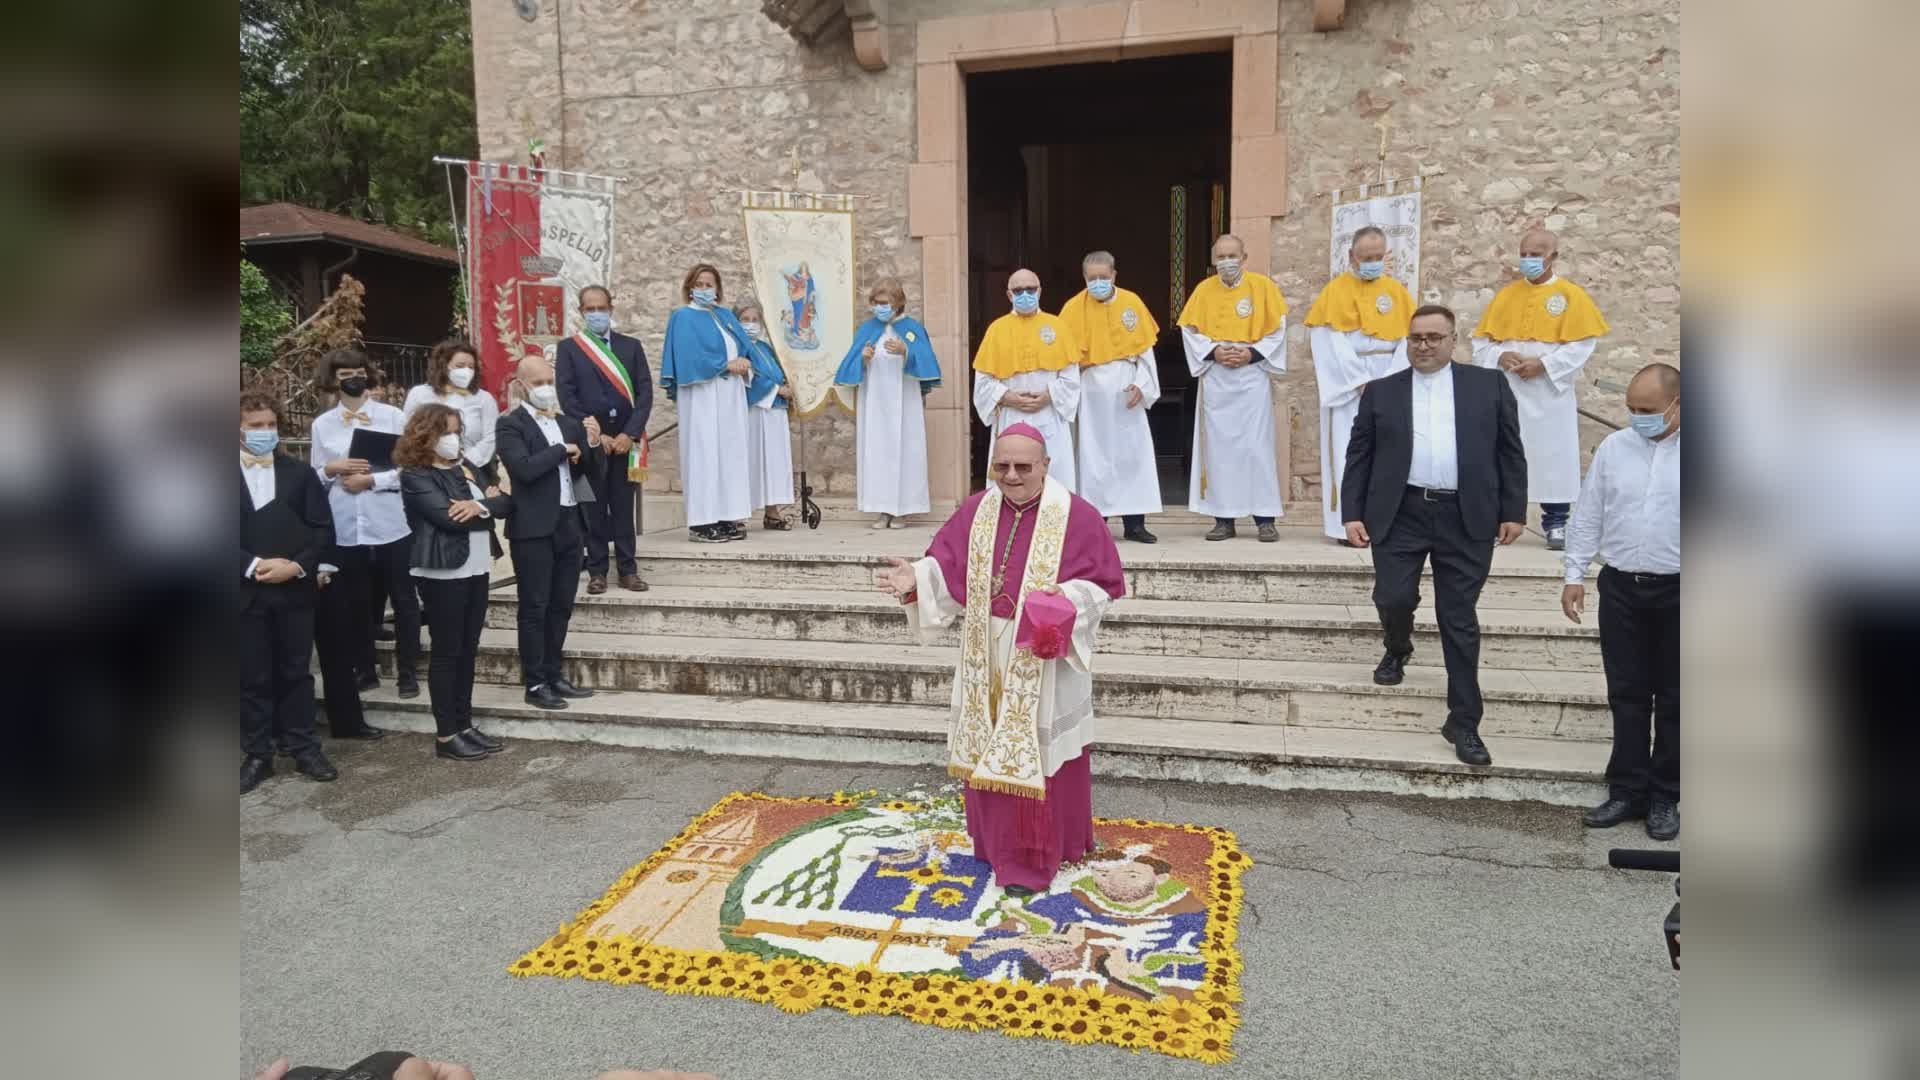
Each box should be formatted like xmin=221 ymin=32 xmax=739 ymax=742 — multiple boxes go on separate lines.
xmin=510 ymin=788 xmax=1252 ymax=1063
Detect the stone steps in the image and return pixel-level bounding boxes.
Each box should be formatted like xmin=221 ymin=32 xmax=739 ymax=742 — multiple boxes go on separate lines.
xmin=495 ymin=586 xmax=1603 ymax=672
xmin=377 ymin=628 xmax=1609 ymax=741
xmin=355 ymin=682 xmax=1608 ymax=806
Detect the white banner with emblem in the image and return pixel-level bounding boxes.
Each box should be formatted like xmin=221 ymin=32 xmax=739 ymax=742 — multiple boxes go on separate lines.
xmin=740 ymin=193 xmax=858 ymax=417
xmin=1329 ymin=179 xmax=1423 ymax=301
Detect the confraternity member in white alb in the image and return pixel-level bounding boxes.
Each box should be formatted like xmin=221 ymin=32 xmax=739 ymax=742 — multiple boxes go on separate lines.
xmin=1178 ymin=234 xmax=1289 ymax=543
xmin=1058 ymin=250 xmax=1163 ymax=544
xmin=660 ymin=262 xmax=756 ymax=544
xmin=833 ymin=278 xmax=940 ymax=529
xmin=972 ymin=268 xmax=1081 ymax=492
xmin=1305 ymin=226 xmax=1411 ymax=543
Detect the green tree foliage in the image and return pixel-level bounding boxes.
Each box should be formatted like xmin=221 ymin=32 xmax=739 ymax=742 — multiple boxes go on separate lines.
xmin=241 ymin=260 xmax=294 ymax=367
xmin=241 ymin=0 xmax=476 ymax=246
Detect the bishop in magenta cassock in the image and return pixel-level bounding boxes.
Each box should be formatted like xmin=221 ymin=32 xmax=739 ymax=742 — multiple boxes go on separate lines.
xmin=873 ymin=423 xmax=1126 ymax=895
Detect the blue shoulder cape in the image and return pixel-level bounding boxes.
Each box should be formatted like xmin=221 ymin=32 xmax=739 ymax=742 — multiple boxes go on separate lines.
xmin=744 ymin=337 xmax=788 ymax=409
xmin=660 ymin=304 xmax=751 ymax=401
xmin=832 ymin=315 xmax=941 ymax=391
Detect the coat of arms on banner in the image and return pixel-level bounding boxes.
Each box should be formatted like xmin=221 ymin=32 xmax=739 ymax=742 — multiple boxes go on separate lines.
xmin=743 ymin=199 xmax=857 ymax=417
xmin=1330 ymin=184 xmax=1424 ymax=302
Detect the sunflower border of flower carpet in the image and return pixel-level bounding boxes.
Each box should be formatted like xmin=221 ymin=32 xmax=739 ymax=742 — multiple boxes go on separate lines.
xmin=508 ymin=791 xmax=1253 ymax=1064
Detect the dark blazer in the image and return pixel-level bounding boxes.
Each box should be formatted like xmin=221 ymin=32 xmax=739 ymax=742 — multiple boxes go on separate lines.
xmin=239 ymin=454 xmax=333 ymax=611
xmin=496 ymin=405 xmax=596 ymax=541
xmin=400 ymin=465 xmax=515 ymax=571
xmin=1341 ymin=363 xmax=1527 ymax=543
xmin=555 ymin=331 xmax=653 ymax=441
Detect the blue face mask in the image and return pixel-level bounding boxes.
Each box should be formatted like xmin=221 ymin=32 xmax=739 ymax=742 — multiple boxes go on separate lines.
xmin=1629 ymin=405 xmax=1674 ymax=439
xmin=1519 ymin=256 xmax=1547 ymax=280
xmin=872 ymin=304 xmax=893 ymax=322
xmin=242 ymin=429 xmax=279 ymax=455
xmin=583 ymin=311 xmax=612 ymax=336
xmin=1011 ymin=291 xmax=1040 ymax=315
xmin=1086 ymin=278 xmax=1114 ymax=301
xmin=1354 ymin=261 xmax=1385 ymax=281
xmin=690 ymin=288 xmax=716 ymax=307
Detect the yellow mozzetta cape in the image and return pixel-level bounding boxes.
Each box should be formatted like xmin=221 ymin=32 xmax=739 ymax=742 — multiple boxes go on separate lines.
xmin=1057 ymin=286 xmax=1161 ymax=367
xmin=1473 ymin=277 xmax=1610 ymax=342
xmin=972 ymin=311 xmax=1078 ymax=380
xmin=1304 ymin=272 xmax=1414 ymax=340
xmin=1177 ymin=271 xmax=1288 ymax=341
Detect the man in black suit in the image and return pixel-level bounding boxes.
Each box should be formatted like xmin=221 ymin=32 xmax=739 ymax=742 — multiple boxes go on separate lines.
xmin=499 ymin=355 xmax=601 ymax=711
xmin=1341 ymin=304 xmax=1527 ymax=765
xmin=240 ymin=393 xmax=339 ymax=793
xmin=555 ymin=284 xmax=653 ymax=595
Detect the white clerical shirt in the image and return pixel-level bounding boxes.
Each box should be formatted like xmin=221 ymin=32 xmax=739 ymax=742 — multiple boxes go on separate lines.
xmin=1563 ymin=427 xmax=1681 ymax=584
xmin=1408 ymin=364 xmax=1459 ymax=490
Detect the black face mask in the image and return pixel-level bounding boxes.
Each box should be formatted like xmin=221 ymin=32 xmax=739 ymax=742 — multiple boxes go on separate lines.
xmin=338 ymin=376 xmax=369 ymax=398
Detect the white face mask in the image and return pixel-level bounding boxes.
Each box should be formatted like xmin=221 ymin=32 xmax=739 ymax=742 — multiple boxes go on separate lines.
xmin=528 ymin=383 xmax=559 ymax=411
xmin=1214 ymin=256 xmax=1243 ymax=283
xmin=435 ymin=433 xmax=462 ymax=461
xmin=448 ymin=366 xmax=475 ymax=390
xmin=741 ymin=321 xmax=763 ymax=339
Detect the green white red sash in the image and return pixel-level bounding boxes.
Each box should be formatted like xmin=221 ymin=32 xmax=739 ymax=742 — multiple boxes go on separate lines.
xmin=574 ymin=331 xmax=633 ymax=403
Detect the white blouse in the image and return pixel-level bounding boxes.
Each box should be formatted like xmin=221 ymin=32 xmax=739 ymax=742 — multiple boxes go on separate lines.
xmin=402 ymin=383 xmax=499 ymax=468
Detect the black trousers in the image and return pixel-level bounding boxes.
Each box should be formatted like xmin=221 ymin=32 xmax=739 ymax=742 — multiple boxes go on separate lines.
xmin=240 ymin=591 xmax=318 ymax=758
xmin=339 ymin=540 xmax=421 ymax=679
xmin=418 ymin=574 xmax=490 ymax=737
xmin=1597 ymin=566 xmax=1680 ymax=803
xmin=312 ymin=573 xmax=368 ymax=736
xmin=582 ymin=447 xmax=636 ymax=577
xmin=510 ymin=508 xmax=584 ymax=689
xmin=1370 ymin=487 xmax=1496 ymax=730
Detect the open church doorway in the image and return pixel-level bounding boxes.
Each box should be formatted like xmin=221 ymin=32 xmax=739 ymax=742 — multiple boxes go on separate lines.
xmin=964 ymin=48 xmax=1233 ymax=501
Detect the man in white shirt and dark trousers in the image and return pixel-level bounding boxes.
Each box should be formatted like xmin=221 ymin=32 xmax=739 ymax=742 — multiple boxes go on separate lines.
xmin=498 ymin=356 xmax=600 ymax=711
xmin=240 ymin=392 xmax=338 ymax=794
xmin=308 ymin=348 xmax=421 ymax=698
xmin=1563 ymin=363 xmax=1681 ymax=840
xmin=1342 ymin=305 xmax=1528 ymax=766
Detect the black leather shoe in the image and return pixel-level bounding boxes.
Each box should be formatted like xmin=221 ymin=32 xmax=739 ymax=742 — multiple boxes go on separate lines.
xmin=1441 ymin=722 xmax=1493 ymax=765
xmin=465 ymin=727 xmax=505 ymax=754
xmin=1645 ymin=801 xmax=1679 ymax=841
xmin=1373 ymin=651 xmax=1409 ymax=685
xmin=550 ymin=677 xmax=595 ymax=699
xmin=396 ymin=672 xmax=420 ymax=699
xmin=524 ymin=684 xmax=568 ymax=710
xmin=1257 ymin=523 xmax=1280 ymax=543
xmin=1002 ymin=884 xmax=1037 ymax=900
xmin=241 ymin=755 xmax=274 ymax=794
xmin=356 ymin=670 xmax=381 ymax=692
xmin=1122 ymin=527 xmax=1158 ymax=544
xmin=292 ymin=749 xmax=339 ymax=782
xmin=331 ymin=725 xmax=386 ymax=741
xmin=1204 ymin=523 xmax=1236 ymax=541
xmin=435 ymin=731 xmax=490 ymax=761
xmin=1583 ymin=797 xmax=1648 ymax=828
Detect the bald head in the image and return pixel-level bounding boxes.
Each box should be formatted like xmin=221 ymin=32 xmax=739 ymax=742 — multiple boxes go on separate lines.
xmin=1625 ymin=362 xmax=1680 ymax=439
xmin=516 ymin=355 xmax=553 ymax=384
xmin=1629 ymin=362 xmax=1680 ymax=400
xmin=1006 ymin=268 xmax=1041 ymax=314
xmin=1518 ymin=229 xmax=1559 ymax=283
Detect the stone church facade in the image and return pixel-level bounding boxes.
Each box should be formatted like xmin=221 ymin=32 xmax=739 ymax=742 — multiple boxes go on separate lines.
xmin=470 ymin=0 xmax=1679 ymax=521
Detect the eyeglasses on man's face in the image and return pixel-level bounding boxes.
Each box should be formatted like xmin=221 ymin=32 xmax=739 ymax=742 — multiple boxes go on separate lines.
xmin=1408 ymin=333 xmax=1452 ymax=347
xmin=1008 ymin=286 xmax=1039 ymax=297
xmin=991 ymin=461 xmax=1038 ymax=476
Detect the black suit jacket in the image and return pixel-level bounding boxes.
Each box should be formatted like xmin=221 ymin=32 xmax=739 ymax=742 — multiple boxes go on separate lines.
xmin=555 ymin=331 xmax=653 ymax=441
xmin=496 ymin=406 xmax=596 ymax=541
xmin=1340 ymin=363 xmax=1527 ymax=543
xmin=239 ymin=454 xmax=333 ymax=611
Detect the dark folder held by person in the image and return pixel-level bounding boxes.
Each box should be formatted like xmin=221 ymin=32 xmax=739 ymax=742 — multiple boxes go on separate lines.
xmin=348 ymin=428 xmax=399 ymax=470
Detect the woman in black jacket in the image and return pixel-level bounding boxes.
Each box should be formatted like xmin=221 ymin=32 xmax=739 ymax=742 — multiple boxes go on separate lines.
xmin=397 ymin=404 xmax=514 ymax=761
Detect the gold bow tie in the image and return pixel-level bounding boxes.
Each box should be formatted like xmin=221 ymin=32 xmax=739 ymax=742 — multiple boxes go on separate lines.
xmin=341 ymin=409 xmax=373 ymax=426
xmin=241 ymin=452 xmax=274 ymax=469
xmin=534 ymin=406 xmax=560 ymax=419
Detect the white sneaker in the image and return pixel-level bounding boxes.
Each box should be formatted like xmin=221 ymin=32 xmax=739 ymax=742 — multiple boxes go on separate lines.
xmin=1546 ymin=525 xmax=1567 ymax=550
xmin=870 ymin=514 xmax=892 ymax=530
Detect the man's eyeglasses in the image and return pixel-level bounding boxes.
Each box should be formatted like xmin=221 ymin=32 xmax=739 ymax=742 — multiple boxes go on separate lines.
xmin=991 ymin=461 xmax=1037 ymax=476
xmin=1408 ymin=334 xmax=1452 ymax=346
xmin=1009 ymin=286 xmax=1039 ymax=297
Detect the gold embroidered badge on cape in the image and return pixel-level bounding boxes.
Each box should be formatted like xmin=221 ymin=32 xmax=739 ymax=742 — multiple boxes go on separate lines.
xmin=947 ymin=477 xmax=1070 ymax=799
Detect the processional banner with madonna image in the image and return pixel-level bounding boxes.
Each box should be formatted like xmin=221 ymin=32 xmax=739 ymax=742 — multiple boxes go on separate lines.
xmin=741 ymin=194 xmax=859 ymax=418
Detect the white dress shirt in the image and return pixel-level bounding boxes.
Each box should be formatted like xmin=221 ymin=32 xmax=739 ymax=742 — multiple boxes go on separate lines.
xmin=309 ymin=400 xmax=409 ymax=547
xmin=524 ymin=403 xmax=577 ymax=507
xmin=1408 ymin=363 xmax=1459 ymax=490
xmin=403 ymin=383 xmax=500 ymax=467
xmin=411 ymin=472 xmax=494 ymax=580
xmin=1563 ymin=427 xmax=1681 ymax=584
xmin=243 ymin=453 xmax=274 ymax=581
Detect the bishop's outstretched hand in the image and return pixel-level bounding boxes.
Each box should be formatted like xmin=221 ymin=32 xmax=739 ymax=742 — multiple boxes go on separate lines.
xmin=875 ymin=556 xmax=916 ymax=598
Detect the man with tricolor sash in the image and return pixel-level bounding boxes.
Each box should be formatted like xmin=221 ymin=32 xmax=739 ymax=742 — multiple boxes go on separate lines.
xmin=1058 ymin=251 xmax=1163 ymax=544
xmin=873 ymin=424 xmax=1126 ymax=896
xmin=1470 ymin=229 xmax=1610 ymax=550
xmin=1178 ymin=233 xmax=1290 ymax=543
xmin=1307 ymin=226 xmax=1412 ymax=543
xmin=972 ymin=268 xmax=1082 ymax=492
xmin=556 ymin=284 xmax=653 ymax=593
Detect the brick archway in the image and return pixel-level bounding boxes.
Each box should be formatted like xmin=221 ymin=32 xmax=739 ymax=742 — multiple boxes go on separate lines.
xmin=907 ymin=1 xmax=1288 ymax=508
